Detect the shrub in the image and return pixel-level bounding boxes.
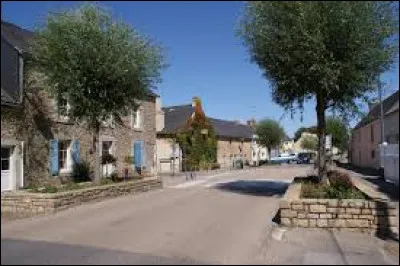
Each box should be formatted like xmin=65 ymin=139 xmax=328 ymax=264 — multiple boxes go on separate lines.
xmin=327 ymin=170 xmax=352 ymax=189
xmin=211 ymin=163 xmax=220 ymax=170
xmin=72 ymin=160 xmax=92 ymax=183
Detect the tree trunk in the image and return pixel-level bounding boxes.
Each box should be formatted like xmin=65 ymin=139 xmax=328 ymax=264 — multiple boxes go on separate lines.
xmin=316 ymin=94 xmax=327 ymax=182
xmin=267 ymin=147 xmax=271 ymax=162
xmin=92 ymin=125 xmax=101 ymax=185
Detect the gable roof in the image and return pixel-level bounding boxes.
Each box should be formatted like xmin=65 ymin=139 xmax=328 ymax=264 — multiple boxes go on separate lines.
xmin=160 ymin=104 xmax=195 ymax=134
xmin=208 ymin=117 xmax=253 ymax=140
xmin=1 ymin=20 xmax=34 ymax=53
xmin=159 ymin=104 xmax=254 ymax=140
xmin=354 ymin=90 xmax=399 ymax=130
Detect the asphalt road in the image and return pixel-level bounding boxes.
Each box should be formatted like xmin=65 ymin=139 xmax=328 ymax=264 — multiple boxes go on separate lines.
xmin=1 ymin=165 xmax=311 ymax=265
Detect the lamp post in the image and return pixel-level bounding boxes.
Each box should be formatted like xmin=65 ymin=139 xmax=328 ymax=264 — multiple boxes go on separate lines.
xmin=378 ymin=77 xmax=387 ymax=177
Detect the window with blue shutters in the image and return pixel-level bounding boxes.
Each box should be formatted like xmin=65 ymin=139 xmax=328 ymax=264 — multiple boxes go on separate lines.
xmin=49 ymin=139 xmax=59 ymax=176
xmin=134 ymin=140 xmax=142 ymax=167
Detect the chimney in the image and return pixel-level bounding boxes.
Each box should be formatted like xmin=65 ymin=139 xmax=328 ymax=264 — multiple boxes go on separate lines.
xmin=247 ymin=118 xmax=256 ymax=129
xmin=192 ymin=96 xmax=201 ymax=107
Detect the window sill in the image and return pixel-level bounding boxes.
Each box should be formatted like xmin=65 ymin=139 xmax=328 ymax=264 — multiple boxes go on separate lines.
xmin=133 ymin=128 xmax=143 ymax=132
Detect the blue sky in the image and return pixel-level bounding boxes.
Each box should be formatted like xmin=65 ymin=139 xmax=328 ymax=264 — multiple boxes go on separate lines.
xmin=2 ymin=1 xmax=399 ymax=137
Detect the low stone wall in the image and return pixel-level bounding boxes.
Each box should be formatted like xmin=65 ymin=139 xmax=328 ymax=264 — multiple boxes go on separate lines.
xmin=279 ymin=177 xmax=398 ymax=234
xmin=1 ymin=178 xmax=162 ymax=218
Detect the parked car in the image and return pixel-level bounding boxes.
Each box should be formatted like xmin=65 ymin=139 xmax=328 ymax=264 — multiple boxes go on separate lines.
xmin=296 ymin=152 xmax=311 ymax=164
xmin=270 ymin=153 xmax=298 ymax=164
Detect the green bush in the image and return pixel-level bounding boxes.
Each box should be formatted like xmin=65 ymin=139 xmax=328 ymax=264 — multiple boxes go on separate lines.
xmin=72 ymin=160 xmax=92 ymax=183
xmin=301 ymin=182 xmax=366 ymax=200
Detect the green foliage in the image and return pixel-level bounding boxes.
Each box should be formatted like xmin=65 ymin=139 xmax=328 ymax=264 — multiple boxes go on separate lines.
xmin=72 ymin=160 xmax=92 ymax=183
xmin=326 ymin=116 xmax=349 ymax=152
xmin=239 ymin=1 xmax=398 ymax=178
xmin=176 ymin=99 xmax=217 ymax=170
xmin=255 ymin=119 xmax=285 ymax=151
xmin=302 ymin=170 xmax=366 ymax=199
xmin=301 ymin=182 xmax=366 ymax=200
xmin=42 ymin=184 xmax=58 ymax=193
xmin=300 ymin=135 xmax=318 ymax=151
xmin=30 ymin=2 xmax=165 ymax=130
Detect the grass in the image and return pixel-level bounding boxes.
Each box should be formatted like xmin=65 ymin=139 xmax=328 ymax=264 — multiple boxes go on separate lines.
xmin=24 ymin=175 xmax=145 ymax=193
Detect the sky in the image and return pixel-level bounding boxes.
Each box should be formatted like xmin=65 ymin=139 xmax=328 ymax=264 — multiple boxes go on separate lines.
xmin=2 ymin=1 xmax=399 ymax=137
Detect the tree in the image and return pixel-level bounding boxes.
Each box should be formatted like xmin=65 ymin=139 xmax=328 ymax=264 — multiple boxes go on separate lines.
xmin=255 ymin=118 xmax=286 ymax=159
xmin=239 ymin=1 xmax=398 ymax=179
xmin=176 ymin=97 xmax=217 ymax=170
xmin=326 ymin=116 xmax=349 ymax=152
xmin=31 ymin=3 xmax=165 ymax=183
xmin=301 ymin=135 xmax=318 ymax=151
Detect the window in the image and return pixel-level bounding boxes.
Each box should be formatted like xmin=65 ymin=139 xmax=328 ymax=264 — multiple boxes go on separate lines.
xmin=371 ymin=150 xmax=375 ymax=159
xmin=58 ymin=140 xmax=71 ymax=170
xmin=132 ymin=108 xmax=142 ymax=129
xmin=57 ymin=94 xmax=70 ymax=118
xmin=1 ymin=147 xmax=11 ymax=171
xmin=370 ymin=125 xmax=374 ymax=142
xmin=102 ymin=141 xmax=113 ymax=157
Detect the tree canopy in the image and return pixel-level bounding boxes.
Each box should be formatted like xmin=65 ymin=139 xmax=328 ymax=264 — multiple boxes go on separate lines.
xmin=30 ymin=3 xmax=165 ymax=182
xmin=31 ymin=3 xmax=165 ymax=130
xmin=301 ymin=135 xmax=318 ymax=151
xmin=239 ymin=1 xmax=398 ymax=178
xmin=255 ymin=118 xmax=286 ymax=155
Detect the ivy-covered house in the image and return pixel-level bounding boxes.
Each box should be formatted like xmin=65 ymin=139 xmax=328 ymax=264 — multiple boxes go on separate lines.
xmin=1 ymin=21 xmax=158 ymax=191
xmin=156 ymin=97 xmax=254 ymax=173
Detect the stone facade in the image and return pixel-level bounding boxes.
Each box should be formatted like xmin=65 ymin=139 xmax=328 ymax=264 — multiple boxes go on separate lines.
xmin=1 ymin=178 xmax=162 ymax=218
xmin=279 ymin=180 xmax=398 ymax=234
xmin=217 ymin=139 xmax=251 ymax=168
xmin=1 ymin=85 xmax=157 ymax=188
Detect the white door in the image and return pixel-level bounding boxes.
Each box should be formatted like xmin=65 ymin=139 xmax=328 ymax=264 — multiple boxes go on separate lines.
xmin=1 ymin=147 xmax=12 ymax=192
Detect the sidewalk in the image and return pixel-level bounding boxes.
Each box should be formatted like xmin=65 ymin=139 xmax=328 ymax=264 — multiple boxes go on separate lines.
xmin=263 ymin=227 xmax=399 ymax=265
xmin=159 ymin=166 xmax=257 ymax=187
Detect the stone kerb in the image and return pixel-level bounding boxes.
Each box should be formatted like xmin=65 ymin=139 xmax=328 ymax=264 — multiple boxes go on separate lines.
xmin=279 ymin=177 xmax=398 ymax=234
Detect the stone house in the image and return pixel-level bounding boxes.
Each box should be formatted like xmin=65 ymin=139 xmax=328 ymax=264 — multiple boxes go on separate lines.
xmin=1 ymin=21 xmax=158 ymax=191
xmin=350 ymin=90 xmax=399 ymax=169
xmin=156 ymin=97 xmax=253 ymax=173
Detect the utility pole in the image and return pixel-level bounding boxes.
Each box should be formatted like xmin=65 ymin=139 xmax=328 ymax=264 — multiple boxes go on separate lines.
xmin=378 ymin=77 xmax=386 ymax=176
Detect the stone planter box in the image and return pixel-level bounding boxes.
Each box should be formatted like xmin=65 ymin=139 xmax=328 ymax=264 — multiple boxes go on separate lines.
xmin=279 ymin=175 xmax=398 ymax=234
xmin=1 ymin=178 xmax=162 ymax=218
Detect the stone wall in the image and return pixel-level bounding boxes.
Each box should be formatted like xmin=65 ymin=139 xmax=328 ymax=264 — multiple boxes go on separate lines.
xmin=279 ymin=180 xmax=398 ymax=234
xmin=217 ymin=139 xmax=252 ymax=168
xmin=1 ymin=178 xmax=162 ymax=218
xmin=1 ymin=85 xmax=157 ymax=187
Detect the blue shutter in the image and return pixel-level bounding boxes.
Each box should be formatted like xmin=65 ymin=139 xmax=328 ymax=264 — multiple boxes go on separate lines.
xmin=141 ymin=141 xmax=146 ymax=167
xmin=72 ymin=139 xmax=80 ymax=164
xmin=49 ymin=139 xmax=59 ymax=176
xmin=134 ymin=140 xmax=142 ymax=166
